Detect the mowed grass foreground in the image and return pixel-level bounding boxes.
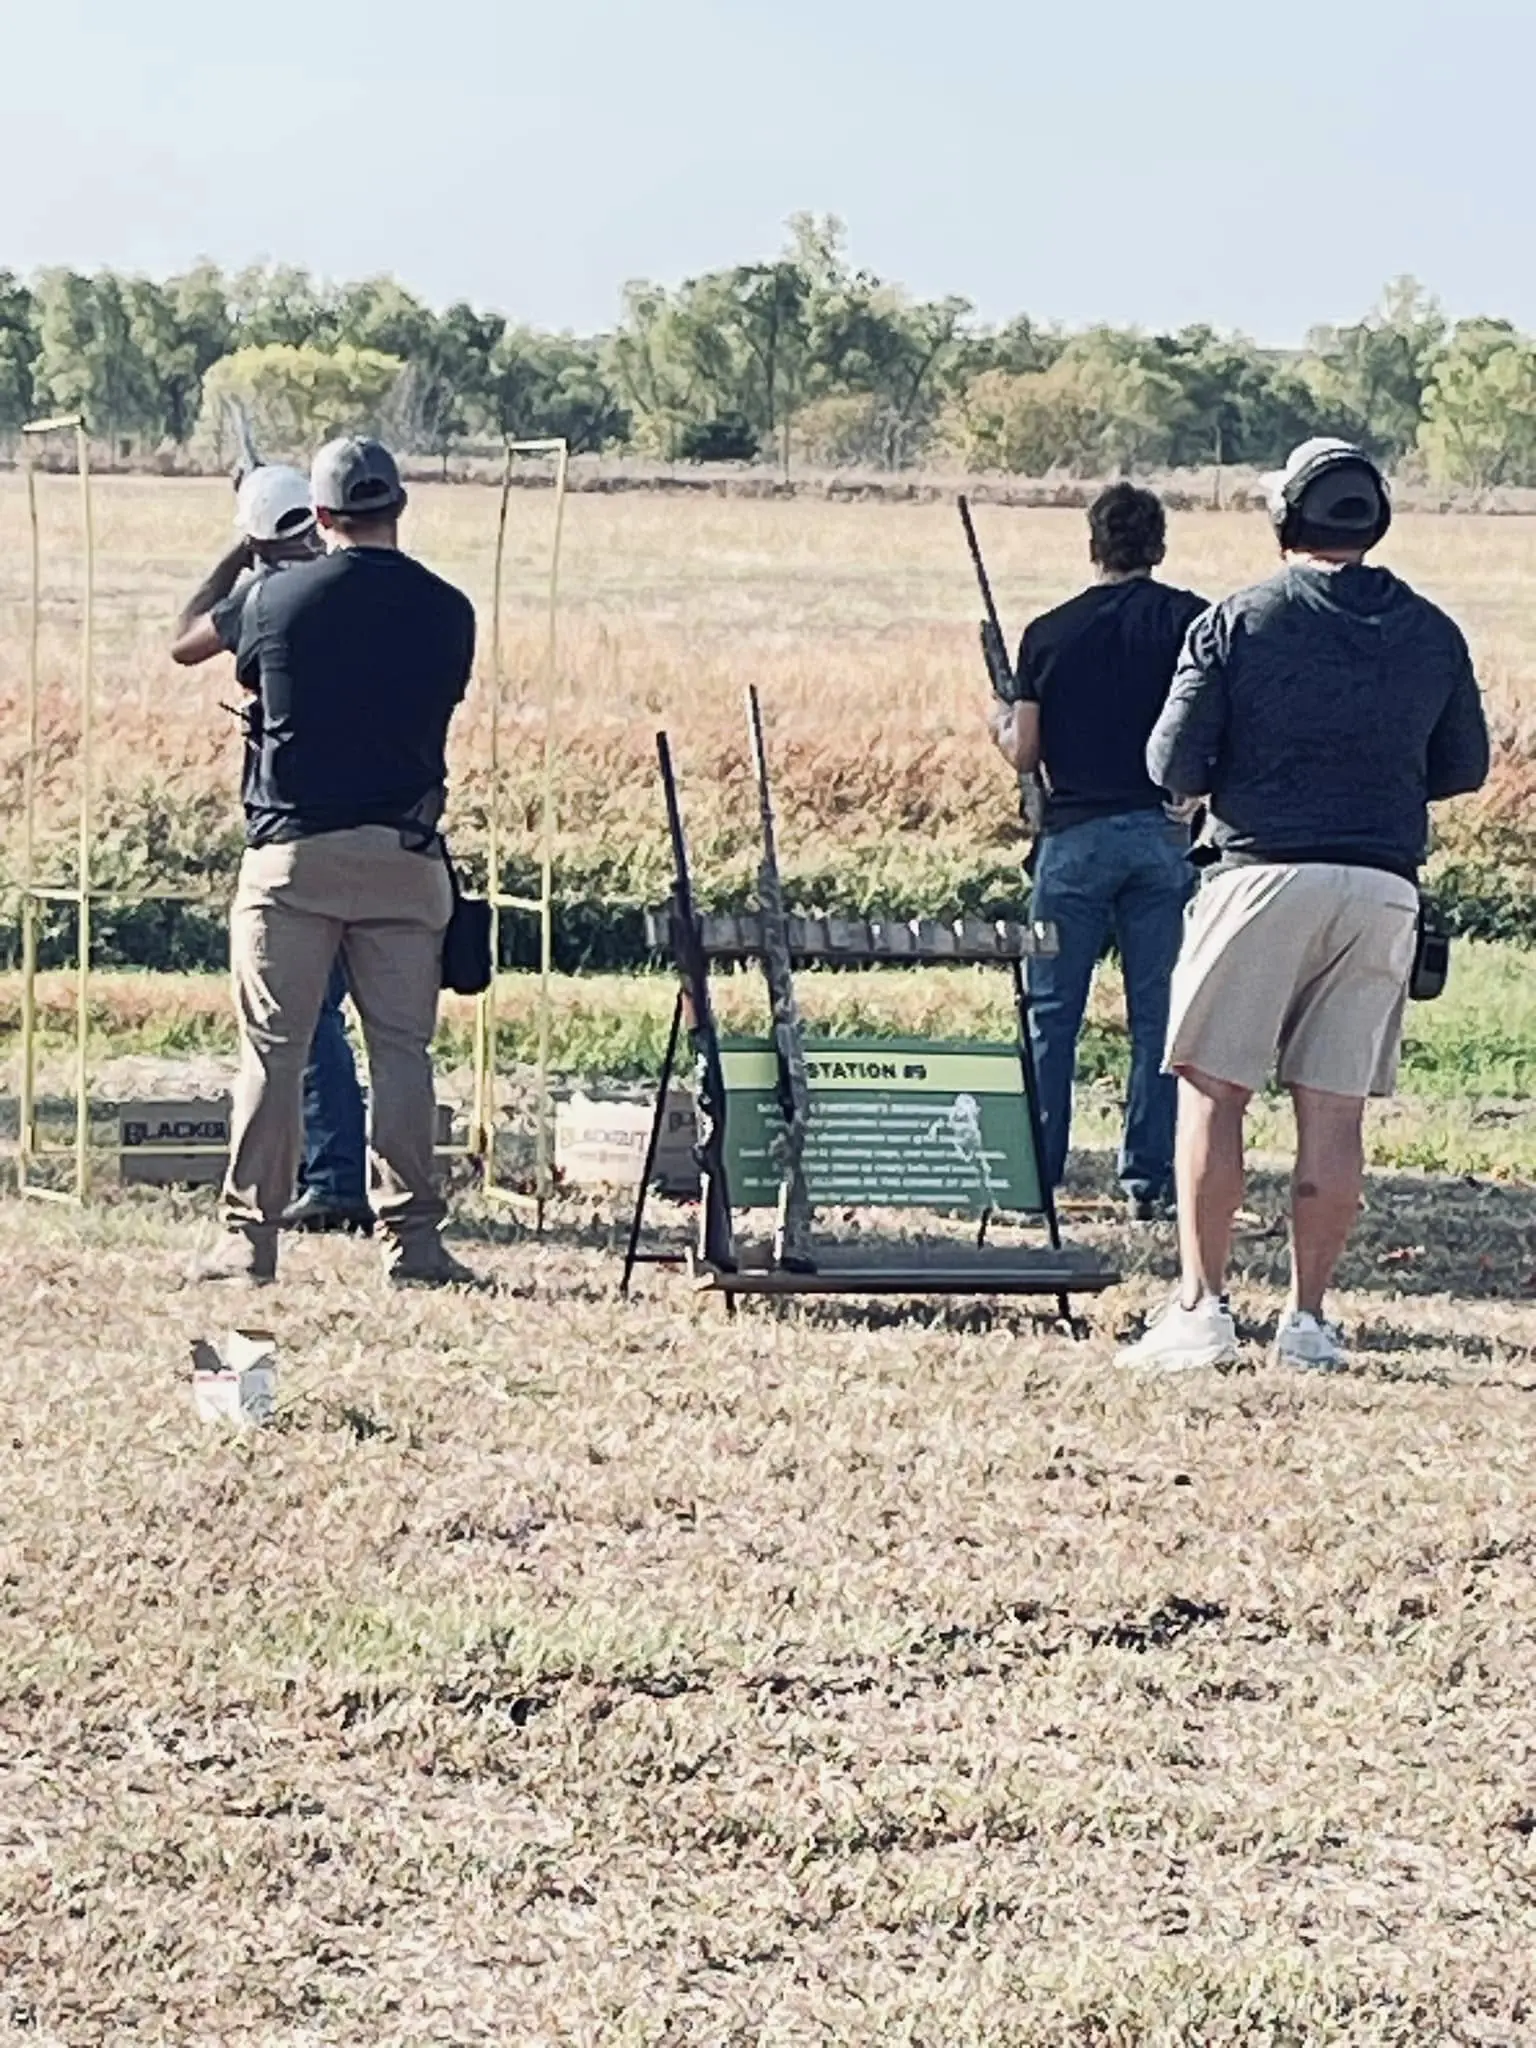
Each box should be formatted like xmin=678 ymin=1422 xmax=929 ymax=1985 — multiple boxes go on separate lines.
xmin=2 ymin=1176 xmax=1535 ymax=2042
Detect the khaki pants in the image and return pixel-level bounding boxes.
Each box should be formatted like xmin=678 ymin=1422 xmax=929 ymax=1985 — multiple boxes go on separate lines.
xmin=224 ymin=826 xmax=452 ymax=1245
xmin=1165 ymin=862 xmax=1418 ymax=1098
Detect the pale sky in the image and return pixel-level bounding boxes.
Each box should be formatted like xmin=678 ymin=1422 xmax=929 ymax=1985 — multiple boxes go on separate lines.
xmin=2 ymin=0 xmax=1526 ymax=342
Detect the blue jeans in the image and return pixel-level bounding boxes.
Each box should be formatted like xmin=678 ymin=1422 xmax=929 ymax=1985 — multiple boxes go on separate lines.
xmin=1026 ymin=810 xmax=1193 ymax=1200
xmin=297 ymin=959 xmax=369 ymax=1209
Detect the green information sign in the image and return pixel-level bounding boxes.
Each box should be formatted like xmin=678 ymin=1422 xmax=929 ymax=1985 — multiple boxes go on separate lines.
xmin=719 ymin=1036 xmax=1042 ymax=1216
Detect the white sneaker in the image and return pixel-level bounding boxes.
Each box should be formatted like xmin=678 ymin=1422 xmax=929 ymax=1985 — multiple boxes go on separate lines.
xmin=1115 ymin=1294 xmax=1238 ymax=1372
xmin=1272 ymin=1309 xmax=1346 ymax=1372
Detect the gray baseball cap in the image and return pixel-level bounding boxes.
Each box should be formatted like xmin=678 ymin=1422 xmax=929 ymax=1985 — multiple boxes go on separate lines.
xmin=311 ymin=436 xmax=404 ymax=516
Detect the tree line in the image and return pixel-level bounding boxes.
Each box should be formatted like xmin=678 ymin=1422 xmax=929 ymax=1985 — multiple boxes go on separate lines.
xmin=1 ymin=219 xmax=1533 ymax=485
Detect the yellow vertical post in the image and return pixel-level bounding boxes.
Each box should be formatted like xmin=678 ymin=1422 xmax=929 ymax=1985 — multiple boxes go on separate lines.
xmin=18 ymin=444 xmax=42 ymax=1192
xmin=532 ymin=443 xmax=570 ymax=1223
xmin=475 ymin=445 xmax=516 ymax=1187
xmin=74 ymin=422 xmax=94 ymax=1201
xmin=470 ymin=436 xmax=568 ymax=1219
xmin=18 ymin=414 xmax=90 ymax=1198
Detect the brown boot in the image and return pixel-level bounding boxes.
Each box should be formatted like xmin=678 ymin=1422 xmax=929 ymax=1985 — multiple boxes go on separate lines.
xmin=382 ymin=1233 xmax=481 ymax=1288
xmin=191 ymin=1228 xmax=278 ymax=1285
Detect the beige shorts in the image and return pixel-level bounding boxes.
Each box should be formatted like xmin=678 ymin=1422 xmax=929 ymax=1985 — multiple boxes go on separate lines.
xmin=1165 ymin=863 xmax=1419 ymax=1098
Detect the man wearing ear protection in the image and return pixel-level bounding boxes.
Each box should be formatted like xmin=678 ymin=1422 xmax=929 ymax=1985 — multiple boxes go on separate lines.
xmin=171 ymin=464 xmax=374 ymax=1237
xmin=1118 ymin=439 xmax=1489 ymax=1375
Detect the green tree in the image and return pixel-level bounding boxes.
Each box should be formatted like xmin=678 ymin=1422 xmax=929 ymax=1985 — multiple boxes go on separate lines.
xmin=482 ymin=327 xmax=628 ymax=452
xmin=1303 ymin=277 xmax=1446 ymax=463
xmin=945 ymin=334 xmax=1191 ymax=477
xmin=120 ymin=276 xmax=221 ymax=444
xmin=200 ymin=342 xmax=406 ymax=460
xmin=409 ymin=300 xmax=504 ymax=460
xmin=229 ymin=264 xmax=338 ymax=349
xmin=1154 ymin=327 xmax=1323 ymax=468
xmin=1047 ymin=330 xmax=1190 ymax=472
xmin=950 ymin=312 xmax=1063 ymax=386
xmin=152 ymin=263 xmax=237 ymax=442
xmin=717 ymin=260 xmax=813 ymax=472
xmin=609 ymin=283 xmax=705 ymax=458
xmin=32 ymin=270 xmax=165 ymax=447
xmin=612 ymin=262 xmax=813 ymax=467
xmin=1417 ymin=320 xmax=1536 ymax=488
xmin=943 ymin=366 xmax=1074 ymax=473
xmin=814 ymin=279 xmax=971 ymax=468
xmin=0 ymin=272 xmax=38 ymax=435
xmin=333 ymin=276 xmax=439 ymax=360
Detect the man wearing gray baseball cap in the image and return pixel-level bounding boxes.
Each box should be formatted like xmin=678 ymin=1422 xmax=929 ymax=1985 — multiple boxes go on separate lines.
xmin=196 ymin=435 xmax=477 ymax=1286
xmin=1117 ymin=439 xmax=1489 ymax=1374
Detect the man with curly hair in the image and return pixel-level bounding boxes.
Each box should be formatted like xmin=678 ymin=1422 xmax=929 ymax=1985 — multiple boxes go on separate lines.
xmin=989 ymin=483 xmax=1205 ymax=1221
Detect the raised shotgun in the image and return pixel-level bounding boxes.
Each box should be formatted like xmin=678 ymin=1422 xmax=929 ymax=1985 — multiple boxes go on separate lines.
xmin=225 ymin=396 xmax=263 ymax=486
xmin=958 ymin=494 xmax=1046 ymax=833
xmin=745 ymin=685 xmax=815 ymax=1273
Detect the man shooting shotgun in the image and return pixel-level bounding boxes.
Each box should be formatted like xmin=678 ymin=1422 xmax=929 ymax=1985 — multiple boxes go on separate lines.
xmin=960 ymin=495 xmax=1046 ymax=837
xmin=963 ymin=486 xmax=1206 ymax=1222
xmin=170 ymin=405 xmax=374 ymax=1234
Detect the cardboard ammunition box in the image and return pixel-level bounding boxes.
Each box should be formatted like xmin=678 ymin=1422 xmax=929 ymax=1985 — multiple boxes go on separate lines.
xmin=555 ymin=1091 xmax=698 ymax=1195
xmin=119 ymin=1097 xmax=458 ymax=1186
xmin=119 ymin=1099 xmax=233 ymax=1186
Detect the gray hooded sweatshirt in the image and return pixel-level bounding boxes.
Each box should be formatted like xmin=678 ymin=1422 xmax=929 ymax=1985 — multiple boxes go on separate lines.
xmin=1147 ymin=561 xmax=1490 ymax=881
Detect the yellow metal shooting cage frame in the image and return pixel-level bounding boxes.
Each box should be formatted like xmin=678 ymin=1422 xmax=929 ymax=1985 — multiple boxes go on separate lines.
xmin=17 ymin=415 xmax=96 ymax=1200
xmin=475 ymin=435 xmax=571 ymax=1222
xmin=11 ymin=426 xmax=571 ymax=1213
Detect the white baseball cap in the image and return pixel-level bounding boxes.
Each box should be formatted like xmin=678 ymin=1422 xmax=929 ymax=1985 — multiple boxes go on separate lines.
xmin=234 ymin=464 xmax=317 ymax=543
xmin=1260 ymin=438 xmax=1389 ymax=541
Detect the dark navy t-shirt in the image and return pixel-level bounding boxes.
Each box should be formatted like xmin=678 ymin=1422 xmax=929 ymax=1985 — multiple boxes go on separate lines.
xmin=217 ymin=546 xmax=475 ymax=847
xmin=1015 ymin=577 xmax=1206 ymax=833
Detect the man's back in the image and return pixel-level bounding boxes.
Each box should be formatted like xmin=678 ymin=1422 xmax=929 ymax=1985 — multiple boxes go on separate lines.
xmin=1019 ymin=577 xmax=1206 ymax=831
xmin=1151 ymin=561 xmax=1489 ymax=879
xmin=235 ymin=547 xmax=475 ymax=843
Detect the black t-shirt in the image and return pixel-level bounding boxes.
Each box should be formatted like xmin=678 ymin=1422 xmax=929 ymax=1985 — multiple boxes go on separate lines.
xmin=218 ymin=547 xmax=475 ymax=847
xmin=1016 ymin=577 xmax=1206 ymax=833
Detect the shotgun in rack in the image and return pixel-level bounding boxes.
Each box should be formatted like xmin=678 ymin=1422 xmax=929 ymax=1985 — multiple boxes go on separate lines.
xmin=657 ymin=731 xmax=735 ymax=1273
xmin=745 ymin=686 xmax=815 ymax=1273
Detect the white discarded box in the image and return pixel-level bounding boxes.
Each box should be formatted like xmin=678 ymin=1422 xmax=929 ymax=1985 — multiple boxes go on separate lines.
xmin=555 ymin=1090 xmax=698 ymax=1195
xmin=192 ymin=1328 xmax=278 ymax=1427
xmin=120 ymin=1097 xmax=458 ymax=1186
xmin=119 ymin=1098 xmax=232 ymax=1187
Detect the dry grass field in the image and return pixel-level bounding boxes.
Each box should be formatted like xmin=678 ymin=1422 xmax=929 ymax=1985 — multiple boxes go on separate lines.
xmin=2 ymin=474 xmax=1534 ymax=954
xmin=2 ymin=477 xmax=1536 ymax=2042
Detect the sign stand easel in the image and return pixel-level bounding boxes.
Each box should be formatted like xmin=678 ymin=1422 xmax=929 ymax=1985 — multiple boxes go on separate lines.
xmin=619 ymin=725 xmax=1118 ymax=1320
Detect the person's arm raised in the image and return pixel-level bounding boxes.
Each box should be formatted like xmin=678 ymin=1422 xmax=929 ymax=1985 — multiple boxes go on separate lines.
xmin=170 ymin=541 xmax=252 ymax=665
